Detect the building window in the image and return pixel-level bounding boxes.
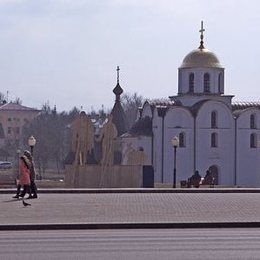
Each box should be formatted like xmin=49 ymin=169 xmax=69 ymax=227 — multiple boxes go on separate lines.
xmin=179 ymin=132 xmax=186 ymax=147
xmin=250 ymin=114 xmax=256 ymax=129
xmin=15 ymin=127 xmax=20 ymax=134
xmin=211 ymin=111 xmax=217 ymax=128
xmin=204 ymin=73 xmax=210 ymax=93
xmin=189 ymin=73 xmax=194 ymax=93
xmin=7 ymin=127 xmax=11 ymax=134
xmin=218 ymin=73 xmax=222 ymax=93
xmin=211 ymin=132 xmax=218 ymax=147
xmin=250 ymin=133 xmax=257 ymax=148
xmin=8 ymin=118 xmax=11 ymax=122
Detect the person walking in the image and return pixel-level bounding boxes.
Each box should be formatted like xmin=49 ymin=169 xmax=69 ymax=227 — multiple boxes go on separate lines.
xmin=24 ymin=150 xmax=38 ymax=199
xmin=19 ymin=154 xmax=31 ymax=198
xmin=12 ymin=176 xmax=21 ymax=199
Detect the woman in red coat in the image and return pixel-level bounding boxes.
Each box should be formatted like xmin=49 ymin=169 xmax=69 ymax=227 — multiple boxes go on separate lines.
xmin=19 ymin=155 xmax=31 ymax=198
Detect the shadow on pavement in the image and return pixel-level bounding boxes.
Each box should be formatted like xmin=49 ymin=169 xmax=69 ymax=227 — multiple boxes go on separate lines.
xmin=2 ymin=198 xmax=21 ymax=203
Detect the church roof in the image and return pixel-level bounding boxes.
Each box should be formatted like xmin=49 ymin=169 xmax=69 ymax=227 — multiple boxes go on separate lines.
xmin=111 ymin=100 xmax=129 ymax=136
xmin=140 ymin=99 xmax=177 ymax=117
xmin=180 ymin=48 xmax=222 ymax=69
xmin=122 ymin=116 xmax=152 ymax=137
xmin=110 ymin=66 xmax=129 ymax=136
xmin=113 ymin=83 xmax=123 ymax=96
xmin=146 ymin=99 xmax=176 ymax=107
xmin=232 ymin=101 xmax=260 ymax=111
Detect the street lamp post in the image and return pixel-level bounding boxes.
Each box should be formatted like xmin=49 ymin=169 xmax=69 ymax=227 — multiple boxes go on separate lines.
xmin=28 ymin=135 xmax=40 ymax=179
xmin=16 ymin=149 xmax=21 ymax=180
xmin=28 ymin=135 xmax=36 ymax=156
xmin=171 ymin=136 xmax=179 ymax=188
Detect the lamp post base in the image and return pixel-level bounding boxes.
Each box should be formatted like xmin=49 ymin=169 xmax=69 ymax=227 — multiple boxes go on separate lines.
xmin=173 ymin=168 xmax=176 ymax=188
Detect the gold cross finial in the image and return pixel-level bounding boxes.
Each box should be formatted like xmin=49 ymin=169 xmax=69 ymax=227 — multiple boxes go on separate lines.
xmin=116 ymin=66 xmax=120 ymax=84
xmin=199 ymin=21 xmax=205 ymax=49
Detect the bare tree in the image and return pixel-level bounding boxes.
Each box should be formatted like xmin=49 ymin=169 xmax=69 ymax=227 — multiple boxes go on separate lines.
xmin=22 ymin=103 xmax=80 ymax=177
xmin=14 ymin=97 xmax=22 ymax=105
xmin=121 ymin=92 xmax=144 ymax=128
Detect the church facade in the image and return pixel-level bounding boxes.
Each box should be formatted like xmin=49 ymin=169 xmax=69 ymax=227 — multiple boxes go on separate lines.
xmin=122 ymin=24 xmax=260 ymax=187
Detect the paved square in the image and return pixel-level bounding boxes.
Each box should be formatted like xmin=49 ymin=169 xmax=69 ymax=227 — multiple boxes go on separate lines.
xmin=1 ymin=193 xmax=260 ymax=225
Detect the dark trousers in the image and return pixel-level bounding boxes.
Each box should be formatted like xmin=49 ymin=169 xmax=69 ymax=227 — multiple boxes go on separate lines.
xmin=15 ymin=184 xmax=21 ymax=196
xmin=30 ymin=180 xmax=37 ymax=196
xmin=19 ymin=185 xmax=31 ymax=198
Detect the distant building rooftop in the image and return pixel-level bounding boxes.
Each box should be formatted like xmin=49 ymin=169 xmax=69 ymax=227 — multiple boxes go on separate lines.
xmin=0 ymin=102 xmax=40 ymax=112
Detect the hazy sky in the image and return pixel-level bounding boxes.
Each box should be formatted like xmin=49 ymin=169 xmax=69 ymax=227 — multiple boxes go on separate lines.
xmin=0 ymin=0 xmax=259 ymax=112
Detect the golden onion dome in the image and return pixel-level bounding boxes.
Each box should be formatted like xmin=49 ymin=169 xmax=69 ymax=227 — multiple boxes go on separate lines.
xmin=180 ymin=47 xmax=222 ymax=69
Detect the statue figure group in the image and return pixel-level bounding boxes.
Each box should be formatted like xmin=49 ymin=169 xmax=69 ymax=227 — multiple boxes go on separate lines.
xmin=71 ymin=111 xmax=94 ymax=166
xmin=100 ymin=115 xmax=118 ymax=167
xmin=122 ymin=144 xmax=148 ymax=166
xmin=69 ymin=112 xmax=151 ymax=188
xmin=71 ymin=112 xmax=118 ymax=167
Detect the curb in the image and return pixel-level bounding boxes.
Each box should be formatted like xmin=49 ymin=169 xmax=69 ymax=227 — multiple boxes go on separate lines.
xmin=0 ymin=222 xmax=260 ymax=231
xmin=2 ymin=188 xmax=260 ymax=194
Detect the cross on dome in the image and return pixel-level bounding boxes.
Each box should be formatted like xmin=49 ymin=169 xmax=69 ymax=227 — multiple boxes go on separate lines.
xmin=180 ymin=21 xmax=222 ymax=69
xmin=117 ymin=66 xmax=120 ymax=84
xmin=199 ymin=21 xmax=205 ymax=49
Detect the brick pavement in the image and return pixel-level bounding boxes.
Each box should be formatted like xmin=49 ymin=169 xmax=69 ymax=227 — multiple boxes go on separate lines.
xmin=1 ymin=193 xmax=260 ymax=225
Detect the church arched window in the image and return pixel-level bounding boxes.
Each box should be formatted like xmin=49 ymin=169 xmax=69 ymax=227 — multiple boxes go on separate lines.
xmin=179 ymin=132 xmax=186 ymax=147
xmin=250 ymin=133 xmax=257 ymax=148
xmin=189 ymin=73 xmax=194 ymax=93
xmin=250 ymin=114 xmax=256 ymax=129
xmin=204 ymin=73 xmax=210 ymax=93
xmin=211 ymin=111 xmax=217 ymax=128
xmin=218 ymin=73 xmax=222 ymax=93
xmin=211 ymin=132 xmax=218 ymax=147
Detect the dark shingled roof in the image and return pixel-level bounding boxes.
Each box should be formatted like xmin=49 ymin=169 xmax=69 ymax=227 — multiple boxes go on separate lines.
xmin=111 ymin=84 xmax=129 ymax=136
xmin=125 ymin=116 xmax=152 ymax=137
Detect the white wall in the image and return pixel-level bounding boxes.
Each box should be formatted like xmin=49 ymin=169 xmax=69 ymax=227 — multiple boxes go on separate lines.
xmin=122 ymin=100 xmax=260 ymax=187
xmin=178 ymin=67 xmax=224 ymax=95
xmin=150 ymin=108 xmax=164 ymax=182
xmin=196 ymin=100 xmax=235 ymax=185
xmin=236 ymin=108 xmax=260 ymax=187
xmin=163 ymin=107 xmax=194 ymax=183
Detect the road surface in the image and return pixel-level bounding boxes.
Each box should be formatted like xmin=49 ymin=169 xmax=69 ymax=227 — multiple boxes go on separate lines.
xmin=1 ymin=229 xmax=260 ymax=259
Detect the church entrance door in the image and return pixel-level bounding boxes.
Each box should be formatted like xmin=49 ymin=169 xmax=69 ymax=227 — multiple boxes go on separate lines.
xmin=209 ymin=165 xmax=218 ymax=185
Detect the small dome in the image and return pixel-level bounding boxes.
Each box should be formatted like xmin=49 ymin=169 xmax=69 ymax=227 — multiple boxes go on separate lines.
xmin=113 ymin=83 xmax=123 ymax=96
xmin=180 ymin=47 xmax=222 ymax=69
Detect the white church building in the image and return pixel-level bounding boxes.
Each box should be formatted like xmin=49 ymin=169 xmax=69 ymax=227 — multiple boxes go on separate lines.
xmin=122 ymin=23 xmax=260 ymax=187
